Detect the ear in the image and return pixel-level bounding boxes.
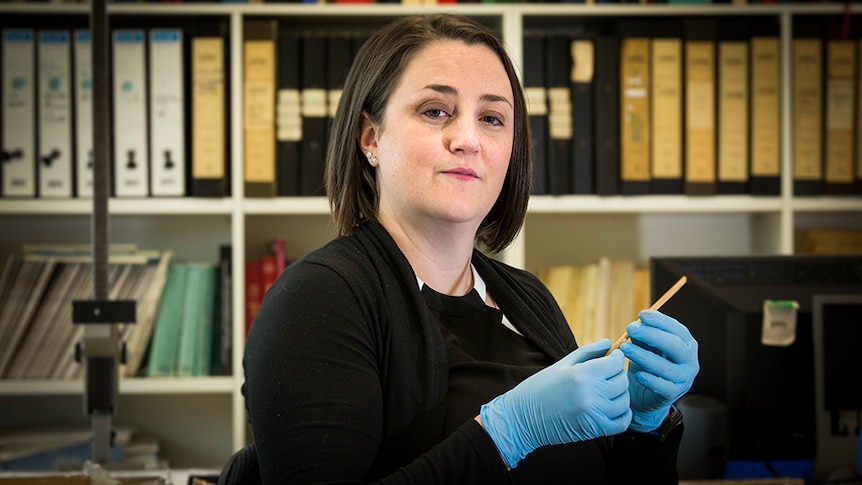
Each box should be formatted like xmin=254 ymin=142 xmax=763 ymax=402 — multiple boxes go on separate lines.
xmin=358 ymin=111 xmax=379 ymax=157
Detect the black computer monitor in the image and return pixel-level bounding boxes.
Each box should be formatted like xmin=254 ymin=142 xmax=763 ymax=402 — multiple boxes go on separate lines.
xmin=650 ymin=255 xmax=862 ymax=465
xmin=812 ymin=293 xmax=862 ymax=481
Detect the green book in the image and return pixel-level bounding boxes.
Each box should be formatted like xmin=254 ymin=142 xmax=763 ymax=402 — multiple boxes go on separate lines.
xmin=176 ymin=263 xmax=204 ymax=377
xmin=193 ymin=263 xmax=217 ymax=376
xmin=146 ymin=263 xmax=188 ymax=377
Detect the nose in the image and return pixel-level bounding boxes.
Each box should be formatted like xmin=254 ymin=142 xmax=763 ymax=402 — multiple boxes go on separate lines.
xmin=444 ymin=115 xmax=480 ymax=155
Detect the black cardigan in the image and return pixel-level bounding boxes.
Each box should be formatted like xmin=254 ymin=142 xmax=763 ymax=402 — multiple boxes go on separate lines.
xmin=243 ymin=221 xmax=681 ymax=484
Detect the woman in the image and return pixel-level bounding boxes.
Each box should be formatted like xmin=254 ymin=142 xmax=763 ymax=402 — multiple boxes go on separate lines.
xmin=243 ymin=13 xmax=699 ymax=483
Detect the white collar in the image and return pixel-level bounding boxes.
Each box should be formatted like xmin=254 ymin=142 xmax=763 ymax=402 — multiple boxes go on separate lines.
xmin=417 ymin=265 xmax=521 ymax=335
xmin=416 ymin=264 xmax=482 ymax=299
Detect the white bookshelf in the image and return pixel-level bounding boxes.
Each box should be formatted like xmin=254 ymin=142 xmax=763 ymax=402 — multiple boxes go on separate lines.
xmin=0 ymin=1 xmax=860 ymax=469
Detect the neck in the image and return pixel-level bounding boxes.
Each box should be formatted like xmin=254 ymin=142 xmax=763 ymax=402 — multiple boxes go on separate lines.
xmin=379 ymin=216 xmax=477 ymax=296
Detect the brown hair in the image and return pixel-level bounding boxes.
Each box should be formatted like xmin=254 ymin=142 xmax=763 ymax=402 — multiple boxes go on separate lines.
xmin=325 ymin=13 xmax=531 ymax=254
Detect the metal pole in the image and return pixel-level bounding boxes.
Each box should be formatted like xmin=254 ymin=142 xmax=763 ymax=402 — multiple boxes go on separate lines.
xmin=86 ymin=0 xmax=118 ymax=463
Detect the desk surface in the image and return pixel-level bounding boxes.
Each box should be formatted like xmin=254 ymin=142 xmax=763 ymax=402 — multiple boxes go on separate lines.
xmin=0 ymin=468 xmax=222 ymax=485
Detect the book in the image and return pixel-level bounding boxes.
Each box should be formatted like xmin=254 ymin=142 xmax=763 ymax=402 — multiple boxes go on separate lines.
xmin=260 ymin=255 xmax=277 ymax=297
xmin=121 ymin=251 xmax=171 ymax=378
xmin=327 ymin=32 xmax=352 ymax=122
xmin=176 ymin=262 xmax=204 ymax=377
xmin=0 ymin=426 xmax=161 ymax=470
xmin=2 ymin=247 xmax=169 ymax=379
xmin=649 ymin=20 xmax=683 ymax=194
xmin=0 ymin=258 xmax=57 ymax=377
xmin=749 ymin=23 xmax=781 ymax=196
xmin=0 ymin=426 xmax=125 ymax=470
xmin=243 ymin=20 xmax=277 ymax=198
xmin=1 ymin=29 xmax=36 ymax=198
xmin=73 ymin=29 xmax=93 ymax=198
xmin=857 ymin=36 xmax=862 ymax=195
xmin=148 ymin=28 xmax=186 ymax=197
xmin=37 ymin=30 xmax=73 ymax=198
xmin=44 ymin=263 xmax=94 ymax=379
xmin=606 ymin=259 xmax=635 ymax=344
xmin=594 ymin=33 xmax=621 ymax=196
xmin=797 ymin=228 xmax=862 ymax=254
xmin=618 ymin=21 xmax=651 ymax=195
xmin=683 ymin=19 xmax=718 ymax=195
xmin=538 ymin=258 xmax=642 ymax=346
xmin=522 ymin=31 xmax=548 ymax=195
xmin=111 ymin=30 xmax=149 ymax=197
xmin=275 ymin=30 xmax=302 ymax=197
xmin=570 ymin=35 xmax=594 ymax=195
xmin=190 ymin=21 xmax=229 ymax=198
xmin=193 ymin=262 xmax=217 ymax=376
xmin=823 ymin=31 xmax=856 ymax=195
xmin=546 ymin=33 xmax=573 ymax=195
xmin=271 ymin=236 xmax=286 ymax=275
xmin=244 ymin=258 xmax=262 ymax=335
xmin=4 ymin=262 xmax=80 ymax=379
xmin=0 ymin=254 xmax=23 ymax=315
xmin=716 ymin=21 xmax=749 ymax=194
xmin=300 ymin=32 xmax=328 ymax=196
xmin=146 ymin=263 xmax=188 ymax=377
xmin=792 ymin=20 xmax=823 ymax=196
xmin=541 ymin=265 xmax=578 ymax=336
xmin=216 ymin=244 xmax=232 ymax=376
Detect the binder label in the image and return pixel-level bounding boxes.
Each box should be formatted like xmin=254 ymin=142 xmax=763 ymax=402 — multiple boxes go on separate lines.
xmin=524 ymin=87 xmax=548 ymax=116
xmin=277 ymin=89 xmax=302 ymax=142
xmin=570 ymin=40 xmax=594 ymax=83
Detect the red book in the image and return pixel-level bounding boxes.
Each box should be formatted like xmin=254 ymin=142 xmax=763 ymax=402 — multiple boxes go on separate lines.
xmin=271 ymin=236 xmax=286 ymax=274
xmin=245 ymin=259 xmax=262 ymax=335
xmin=260 ymin=255 xmax=277 ymax=295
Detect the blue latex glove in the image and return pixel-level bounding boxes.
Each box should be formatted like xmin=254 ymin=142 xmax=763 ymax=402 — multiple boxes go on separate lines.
xmin=620 ymin=310 xmax=699 ymax=432
xmin=479 ymin=339 xmax=632 ymax=469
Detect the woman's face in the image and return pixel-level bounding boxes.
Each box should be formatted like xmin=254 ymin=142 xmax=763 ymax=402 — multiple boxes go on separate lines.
xmin=364 ymin=40 xmax=515 ymax=234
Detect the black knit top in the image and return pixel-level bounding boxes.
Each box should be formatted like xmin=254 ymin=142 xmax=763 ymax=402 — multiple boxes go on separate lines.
xmin=242 ymin=220 xmax=682 ymax=484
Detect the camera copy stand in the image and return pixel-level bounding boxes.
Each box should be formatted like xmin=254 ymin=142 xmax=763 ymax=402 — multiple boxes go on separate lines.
xmin=70 ymin=0 xmax=136 ymax=464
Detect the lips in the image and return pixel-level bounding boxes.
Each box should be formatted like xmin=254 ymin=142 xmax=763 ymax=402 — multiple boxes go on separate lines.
xmin=442 ymin=167 xmax=478 ymax=179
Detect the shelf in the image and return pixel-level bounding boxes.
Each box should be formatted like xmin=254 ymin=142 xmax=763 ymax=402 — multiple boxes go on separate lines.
xmin=527 ymin=195 xmax=784 ymax=214
xmin=0 ymin=198 xmax=234 ymax=216
xmin=4 ymin=195 xmax=858 ymax=217
xmin=4 ymin=2 xmax=859 ymax=16
xmin=791 ymin=197 xmax=862 ymax=213
xmin=2 ymin=2 xmax=860 ymax=470
xmin=243 ymin=197 xmax=330 ymax=215
xmin=0 ymin=376 xmax=236 ymax=395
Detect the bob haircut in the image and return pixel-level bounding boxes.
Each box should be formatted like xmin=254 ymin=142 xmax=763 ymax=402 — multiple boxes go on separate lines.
xmin=325 ymin=13 xmax=532 ymax=254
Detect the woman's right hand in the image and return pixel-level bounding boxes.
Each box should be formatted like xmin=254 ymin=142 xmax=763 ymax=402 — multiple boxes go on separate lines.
xmin=478 ymin=339 xmax=632 ymax=469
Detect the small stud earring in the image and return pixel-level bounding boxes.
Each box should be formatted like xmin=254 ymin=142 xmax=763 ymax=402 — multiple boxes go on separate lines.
xmin=366 ymin=151 xmax=378 ymax=165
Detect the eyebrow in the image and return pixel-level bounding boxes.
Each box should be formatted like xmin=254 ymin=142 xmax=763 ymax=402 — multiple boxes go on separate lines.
xmin=424 ymin=84 xmax=513 ymax=108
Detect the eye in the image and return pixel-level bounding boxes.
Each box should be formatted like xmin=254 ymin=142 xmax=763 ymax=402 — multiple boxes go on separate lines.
xmin=423 ymin=108 xmax=450 ymax=119
xmin=480 ymin=114 xmax=504 ymax=127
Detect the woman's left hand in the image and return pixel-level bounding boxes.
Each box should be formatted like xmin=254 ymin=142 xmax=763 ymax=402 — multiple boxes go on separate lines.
xmin=619 ymin=310 xmax=699 ymax=432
